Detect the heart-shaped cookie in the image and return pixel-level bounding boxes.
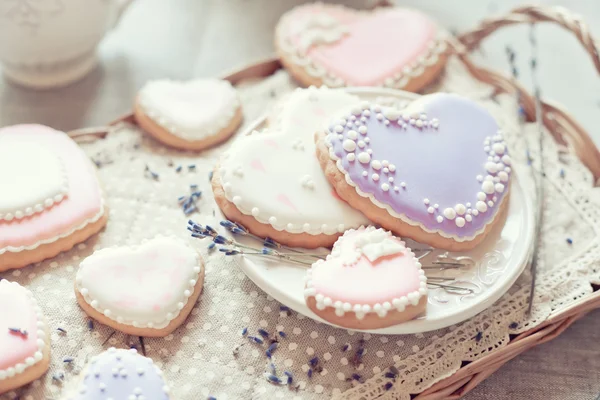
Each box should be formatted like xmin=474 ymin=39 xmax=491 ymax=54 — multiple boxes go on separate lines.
xmin=134 ymin=78 xmax=242 ymax=151
xmin=213 ymin=86 xmax=370 ymax=248
xmin=0 ymin=124 xmax=107 ymax=271
xmin=276 ymin=3 xmax=448 ymax=91
xmin=317 ymin=94 xmax=511 ymax=250
xmin=69 ymin=347 xmax=170 ymax=400
xmin=0 ymin=280 xmax=50 ymax=394
xmin=75 ymin=237 xmax=204 ymax=337
xmin=304 ymin=227 xmax=426 ymax=329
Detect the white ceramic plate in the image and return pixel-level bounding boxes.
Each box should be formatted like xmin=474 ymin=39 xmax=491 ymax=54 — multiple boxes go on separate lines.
xmin=224 ymin=88 xmax=535 ymax=334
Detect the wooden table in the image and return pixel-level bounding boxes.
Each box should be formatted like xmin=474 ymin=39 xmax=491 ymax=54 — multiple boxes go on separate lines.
xmin=1 ymin=0 xmax=599 ymax=398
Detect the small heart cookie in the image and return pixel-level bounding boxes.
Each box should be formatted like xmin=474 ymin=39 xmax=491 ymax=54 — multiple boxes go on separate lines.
xmin=0 ymin=124 xmax=108 ymax=271
xmin=0 ymin=280 xmax=50 ymax=394
xmin=276 ymin=3 xmax=448 ymax=92
xmin=212 ymin=86 xmax=370 ymax=248
xmin=75 ymin=237 xmax=204 ymax=337
xmin=66 ymin=347 xmax=170 ymax=400
xmin=134 ymin=78 xmax=242 ymax=151
xmin=304 ymin=227 xmax=426 ymax=329
xmin=316 ymin=94 xmax=512 ymax=250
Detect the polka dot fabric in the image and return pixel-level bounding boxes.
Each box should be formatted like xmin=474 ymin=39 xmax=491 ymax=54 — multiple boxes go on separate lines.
xmin=0 ymin=63 xmax=597 ymax=400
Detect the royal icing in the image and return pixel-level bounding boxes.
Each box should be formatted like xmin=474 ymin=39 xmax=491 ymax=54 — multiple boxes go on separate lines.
xmin=324 ymin=94 xmax=512 ymax=241
xmin=0 ymin=125 xmax=105 ymax=254
xmin=76 ymin=237 xmax=202 ymax=329
xmin=0 ymin=140 xmax=68 ymax=221
xmin=138 ymin=79 xmax=240 ymax=141
xmin=277 ymin=3 xmax=447 ymax=88
xmin=0 ymin=280 xmax=47 ymax=381
xmin=218 ymin=87 xmax=370 ymax=235
xmin=68 ymin=347 xmax=169 ymax=400
xmin=304 ymin=227 xmax=426 ymax=319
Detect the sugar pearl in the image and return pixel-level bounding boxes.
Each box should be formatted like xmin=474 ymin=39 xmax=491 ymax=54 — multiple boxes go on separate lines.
xmin=476 ymin=201 xmax=488 ymax=212
xmin=443 ymin=208 xmax=456 ymax=220
xmin=455 ymin=217 xmax=465 ymax=228
xmin=358 ymin=126 xmax=367 ymax=134
xmin=427 ymin=207 xmax=434 ymax=214
xmin=493 ymin=143 xmax=505 ymax=155
xmin=342 ymin=139 xmax=356 ymax=152
xmin=436 ymin=216 xmax=443 ymax=223
xmin=381 ymin=183 xmax=390 ymax=191
xmin=347 ymin=153 xmax=356 ymax=162
xmin=495 ymin=183 xmax=505 ymax=193
xmin=372 ymin=174 xmax=380 ymax=181
xmin=482 ymin=181 xmax=495 ymax=194
xmin=455 ymin=204 xmax=466 ymax=215
xmin=358 ymin=152 xmax=371 ymax=164
xmin=371 ymin=160 xmax=382 ymax=170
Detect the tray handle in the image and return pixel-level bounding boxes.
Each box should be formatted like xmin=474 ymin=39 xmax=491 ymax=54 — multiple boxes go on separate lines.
xmin=450 ymin=5 xmax=600 ymax=181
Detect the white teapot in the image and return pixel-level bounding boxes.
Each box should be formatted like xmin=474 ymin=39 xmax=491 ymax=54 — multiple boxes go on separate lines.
xmin=0 ymin=0 xmax=133 ymax=89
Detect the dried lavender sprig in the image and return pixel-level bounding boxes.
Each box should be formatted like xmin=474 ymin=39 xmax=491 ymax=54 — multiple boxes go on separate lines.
xmin=218 ymin=247 xmax=313 ymax=266
xmin=220 ymin=220 xmax=324 ymax=259
xmin=427 ymin=282 xmax=474 ymax=294
xmin=527 ymin=23 xmax=545 ymax=315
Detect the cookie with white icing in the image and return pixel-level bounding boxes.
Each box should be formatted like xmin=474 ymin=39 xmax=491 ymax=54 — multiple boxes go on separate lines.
xmin=212 ymin=86 xmax=370 ymax=248
xmin=0 ymin=124 xmax=108 ymax=271
xmin=276 ymin=3 xmax=448 ymax=92
xmin=315 ymin=94 xmax=512 ymax=251
xmin=75 ymin=237 xmax=204 ymax=337
xmin=134 ymin=78 xmax=243 ymax=151
xmin=305 ymin=227 xmax=427 ymax=329
xmin=64 ymin=347 xmax=170 ymax=400
xmin=0 ymin=280 xmax=51 ymax=394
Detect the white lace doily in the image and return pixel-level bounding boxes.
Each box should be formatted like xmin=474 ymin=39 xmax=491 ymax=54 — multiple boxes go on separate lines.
xmin=1 ymin=58 xmax=598 ymax=400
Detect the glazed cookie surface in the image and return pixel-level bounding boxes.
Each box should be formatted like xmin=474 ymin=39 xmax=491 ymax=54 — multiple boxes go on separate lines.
xmin=316 ymin=94 xmax=511 ymax=250
xmin=0 ymin=124 xmax=107 ymax=271
xmin=75 ymin=236 xmax=204 ymax=337
xmin=65 ymin=347 xmax=170 ymax=400
xmin=305 ymin=227 xmax=427 ymax=329
xmin=0 ymin=280 xmax=51 ymax=394
xmin=276 ymin=3 xmax=448 ymax=92
xmin=134 ymin=78 xmax=243 ymax=151
xmin=213 ymin=86 xmax=370 ymax=248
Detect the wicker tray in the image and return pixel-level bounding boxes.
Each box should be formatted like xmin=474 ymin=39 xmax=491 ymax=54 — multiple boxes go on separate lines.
xmin=78 ymin=5 xmax=600 ymax=399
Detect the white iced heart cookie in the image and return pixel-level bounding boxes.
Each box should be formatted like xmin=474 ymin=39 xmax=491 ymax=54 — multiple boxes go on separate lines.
xmin=134 ymin=78 xmax=243 ymax=151
xmin=0 ymin=139 xmax=68 ymax=221
xmin=212 ymin=86 xmax=370 ymax=248
xmin=75 ymin=237 xmax=204 ymax=337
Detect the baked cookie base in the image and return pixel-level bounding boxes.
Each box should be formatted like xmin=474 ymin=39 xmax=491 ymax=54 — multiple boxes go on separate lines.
xmin=315 ymin=132 xmax=509 ymax=251
xmin=134 ymin=101 xmax=243 ymax=151
xmin=211 ymin=167 xmax=341 ymax=249
xmin=74 ymin=265 xmax=205 ymax=338
xmin=0 ymin=318 xmax=51 ymax=395
xmin=307 ymin=295 xmax=427 ymax=330
xmin=0 ymin=207 xmax=109 ymax=272
xmin=276 ymin=43 xmax=449 ymax=93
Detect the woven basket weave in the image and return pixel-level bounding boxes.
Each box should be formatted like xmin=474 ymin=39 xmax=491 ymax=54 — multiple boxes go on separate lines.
xmin=92 ymin=5 xmax=600 ymax=399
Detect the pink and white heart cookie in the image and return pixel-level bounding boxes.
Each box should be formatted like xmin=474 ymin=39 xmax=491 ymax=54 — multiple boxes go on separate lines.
xmin=0 ymin=124 xmax=108 ymax=271
xmin=304 ymin=227 xmax=427 ymax=329
xmin=75 ymin=236 xmax=204 ymax=337
xmin=65 ymin=347 xmax=170 ymax=400
xmin=276 ymin=3 xmax=448 ymax=92
xmin=316 ymin=94 xmax=512 ymax=251
xmin=134 ymin=78 xmax=243 ymax=151
xmin=0 ymin=280 xmax=50 ymax=394
xmin=212 ymin=86 xmax=370 ymax=248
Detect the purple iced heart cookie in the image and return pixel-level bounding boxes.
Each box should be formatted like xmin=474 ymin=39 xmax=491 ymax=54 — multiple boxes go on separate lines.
xmin=317 ymin=93 xmax=511 ymax=250
xmin=68 ymin=348 xmax=170 ymax=400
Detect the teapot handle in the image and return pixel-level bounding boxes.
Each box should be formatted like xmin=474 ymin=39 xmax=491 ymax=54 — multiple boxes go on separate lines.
xmin=110 ymin=0 xmax=134 ymax=29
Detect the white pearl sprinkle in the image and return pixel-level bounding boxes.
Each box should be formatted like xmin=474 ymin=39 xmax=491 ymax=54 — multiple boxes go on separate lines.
xmin=436 ymin=216 xmax=443 ymax=223
xmin=381 ymin=183 xmax=390 ymax=191
xmin=342 ymin=139 xmax=356 ymax=152
xmin=371 ymin=160 xmax=382 ymax=170
xmin=357 ymin=152 xmax=371 ymax=164
xmin=372 ymin=174 xmax=380 ymax=181
xmin=443 ymin=208 xmax=456 ymax=220
xmin=427 ymin=207 xmax=434 ymax=214
xmin=482 ymin=180 xmax=495 ymax=194
xmin=455 ymin=204 xmax=466 ymax=215
xmin=455 ymin=217 xmax=466 ymax=227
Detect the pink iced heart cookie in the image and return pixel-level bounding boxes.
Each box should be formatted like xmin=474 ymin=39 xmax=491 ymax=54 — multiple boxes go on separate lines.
xmin=276 ymin=3 xmax=448 ymax=91
xmin=213 ymin=86 xmax=370 ymax=248
xmin=75 ymin=237 xmax=204 ymax=337
xmin=134 ymin=78 xmax=243 ymax=151
xmin=0 ymin=280 xmax=50 ymax=394
xmin=304 ymin=227 xmax=426 ymax=329
xmin=0 ymin=124 xmax=107 ymax=271
xmin=67 ymin=347 xmax=170 ymax=400
xmin=316 ymin=94 xmax=512 ymax=251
